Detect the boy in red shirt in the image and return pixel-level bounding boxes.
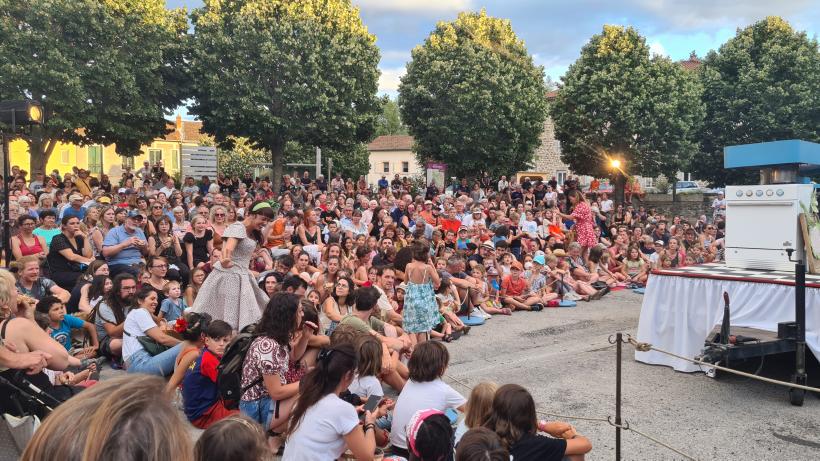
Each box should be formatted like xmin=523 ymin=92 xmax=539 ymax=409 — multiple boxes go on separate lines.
xmin=182 ymin=320 xmax=237 ymax=429
xmin=500 ymin=261 xmax=544 ymax=312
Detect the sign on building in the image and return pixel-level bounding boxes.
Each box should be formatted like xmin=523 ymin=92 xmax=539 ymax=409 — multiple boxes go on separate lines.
xmin=181 ymin=146 xmax=217 ymax=179
xmin=426 ymin=162 xmax=446 ymax=187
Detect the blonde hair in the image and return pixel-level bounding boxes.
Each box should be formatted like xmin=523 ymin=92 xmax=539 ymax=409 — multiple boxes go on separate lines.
xmin=10 ymin=255 xmax=40 ymax=274
xmin=465 ymin=381 xmax=499 ymax=428
xmin=0 ymin=269 xmax=17 ymax=308
xmin=163 ymin=280 xmax=181 ymax=295
xmin=21 ymin=375 xmax=193 ymax=461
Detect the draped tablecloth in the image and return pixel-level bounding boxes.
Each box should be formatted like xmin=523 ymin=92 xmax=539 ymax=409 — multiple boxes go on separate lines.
xmin=635 ymin=273 xmax=820 ymax=372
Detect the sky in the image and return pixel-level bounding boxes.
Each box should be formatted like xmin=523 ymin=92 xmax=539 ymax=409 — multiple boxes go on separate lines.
xmin=166 ymin=0 xmax=819 ymax=115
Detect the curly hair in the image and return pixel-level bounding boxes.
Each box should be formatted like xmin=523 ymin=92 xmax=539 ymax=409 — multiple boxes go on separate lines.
xmin=256 ymin=292 xmax=300 ymax=346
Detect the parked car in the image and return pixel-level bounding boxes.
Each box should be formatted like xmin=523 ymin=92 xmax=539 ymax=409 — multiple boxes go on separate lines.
xmin=671 ymin=181 xmax=703 ymax=194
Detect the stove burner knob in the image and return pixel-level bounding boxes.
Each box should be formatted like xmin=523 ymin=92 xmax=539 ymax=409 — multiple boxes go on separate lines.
xmin=766 ymin=189 xmax=773 ymax=196
xmin=735 ymin=189 xmax=743 ymax=197
xmin=746 ymin=190 xmax=753 ymax=197
xmin=776 ymin=189 xmax=784 ymax=197
xmin=755 ymin=189 xmax=763 ymax=197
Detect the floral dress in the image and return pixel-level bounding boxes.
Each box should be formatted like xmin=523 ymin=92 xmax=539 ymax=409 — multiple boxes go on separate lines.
xmin=402 ymin=264 xmax=440 ymax=334
xmin=571 ymin=201 xmax=597 ymax=248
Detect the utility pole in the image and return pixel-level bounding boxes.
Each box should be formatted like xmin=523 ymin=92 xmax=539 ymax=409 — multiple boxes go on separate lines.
xmin=315 ymin=147 xmax=321 ymax=179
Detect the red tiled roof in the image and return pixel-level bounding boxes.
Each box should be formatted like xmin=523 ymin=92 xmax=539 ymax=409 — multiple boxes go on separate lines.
xmin=678 ymin=52 xmax=701 ymax=71
xmin=368 ymin=135 xmax=414 ymax=151
xmin=161 ymin=119 xmax=206 ymax=143
xmin=546 ymin=90 xmax=559 ymax=100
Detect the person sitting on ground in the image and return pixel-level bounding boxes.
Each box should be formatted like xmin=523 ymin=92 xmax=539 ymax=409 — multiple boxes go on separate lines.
xmin=456 ymin=427 xmax=509 ymax=461
xmin=349 ymin=334 xmax=394 ymax=446
xmin=21 ymin=375 xmax=194 ymax=461
xmin=180 ymin=318 xmax=239 ymax=429
xmin=35 ymin=295 xmax=99 ymax=357
xmin=283 ymin=343 xmax=386 ymax=461
xmin=194 ymin=416 xmax=273 ymax=461
xmin=500 ymin=261 xmax=543 ymax=311
xmin=13 ymin=255 xmax=70 ymax=303
xmin=389 ymin=341 xmax=466 ymax=458
xmin=484 ymin=383 xmax=592 ymax=461
xmin=454 ymin=381 xmax=499 ymax=445
xmin=123 ymin=285 xmax=182 ymax=376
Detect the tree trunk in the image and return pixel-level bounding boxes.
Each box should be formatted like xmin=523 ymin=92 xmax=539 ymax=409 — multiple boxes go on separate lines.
xmin=671 ymin=179 xmax=678 ymax=203
xmin=270 ymin=137 xmax=285 ymax=199
xmin=28 ymin=137 xmax=48 ymax=177
xmin=613 ymin=172 xmax=626 ymax=205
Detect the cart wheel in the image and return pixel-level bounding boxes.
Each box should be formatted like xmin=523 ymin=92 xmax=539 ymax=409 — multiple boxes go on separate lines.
xmin=789 ymin=388 xmax=805 ymax=406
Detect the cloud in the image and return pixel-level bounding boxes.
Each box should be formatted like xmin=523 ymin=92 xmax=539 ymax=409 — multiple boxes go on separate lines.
xmin=648 ymin=40 xmax=667 ymax=57
xmin=631 ymin=0 xmax=813 ymax=30
xmin=378 ymin=66 xmax=406 ymax=93
xmin=356 ymin=0 xmax=473 ymax=13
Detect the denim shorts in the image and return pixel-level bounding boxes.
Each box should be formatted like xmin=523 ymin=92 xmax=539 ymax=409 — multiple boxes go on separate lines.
xmin=239 ymin=397 xmax=274 ymax=428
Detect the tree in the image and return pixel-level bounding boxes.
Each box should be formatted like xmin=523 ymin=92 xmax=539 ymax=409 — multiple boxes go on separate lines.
xmin=189 ymin=0 xmax=381 ymax=194
xmin=285 ymin=142 xmax=370 ymax=180
xmin=693 ymin=17 xmax=820 ymax=186
xmin=218 ymin=137 xmax=269 ymax=178
xmin=398 ymin=9 xmax=548 ymax=179
xmin=0 ymin=0 xmax=188 ymax=175
xmin=551 ymin=25 xmax=703 ymax=203
xmin=375 ymin=96 xmax=407 ymax=136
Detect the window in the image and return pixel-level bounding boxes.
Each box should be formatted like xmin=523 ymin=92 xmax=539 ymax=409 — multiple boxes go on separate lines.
xmin=644 ymin=177 xmax=654 ymax=188
xmin=60 ymin=149 xmax=70 ymax=164
xmin=122 ymin=156 xmax=134 ymax=170
xmin=148 ymin=148 xmax=162 ymax=164
xmin=87 ymin=146 xmax=103 ymax=175
xmin=402 ymin=161 xmax=409 ymax=173
xmin=382 ymin=162 xmax=390 ymax=173
xmin=171 ymin=149 xmax=179 ymax=170
xmin=557 ymin=171 xmax=567 ymax=185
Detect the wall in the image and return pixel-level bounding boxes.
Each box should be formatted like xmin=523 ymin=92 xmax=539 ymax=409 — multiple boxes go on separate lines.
xmin=367 ymin=150 xmax=422 ymax=185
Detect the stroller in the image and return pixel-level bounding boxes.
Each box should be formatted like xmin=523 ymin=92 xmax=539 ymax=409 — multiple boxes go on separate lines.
xmin=0 ymin=370 xmax=66 ymax=460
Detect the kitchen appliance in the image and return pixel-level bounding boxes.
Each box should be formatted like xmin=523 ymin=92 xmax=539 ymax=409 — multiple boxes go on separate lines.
xmin=724 ymin=140 xmax=820 ymax=272
xmin=725 ymin=183 xmax=814 ymax=271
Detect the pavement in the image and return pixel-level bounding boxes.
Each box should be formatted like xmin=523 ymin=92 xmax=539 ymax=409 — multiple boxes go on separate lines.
xmin=442 ymin=290 xmax=820 ymax=461
xmin=99 ymin=290 xmax=820 ymax=460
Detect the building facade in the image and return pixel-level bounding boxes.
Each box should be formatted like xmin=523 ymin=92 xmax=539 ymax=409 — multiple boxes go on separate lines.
xmin=365 ymin=135 xmax=422 ymax=186
xmin=9 ymin=115 xmax=206 ymax=181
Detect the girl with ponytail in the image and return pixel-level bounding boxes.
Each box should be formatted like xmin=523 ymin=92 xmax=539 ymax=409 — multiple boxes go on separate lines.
xmin=283 ymin=343 xmax=384 ymax=461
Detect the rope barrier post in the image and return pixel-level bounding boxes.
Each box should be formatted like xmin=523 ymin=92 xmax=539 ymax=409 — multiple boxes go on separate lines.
xmin=615 ymin=332 xmax=622 ymax=461
xmin=790 ymin=257 xmax=807 ymax=406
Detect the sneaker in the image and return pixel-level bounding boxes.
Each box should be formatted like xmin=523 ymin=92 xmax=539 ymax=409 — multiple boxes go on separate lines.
xmin=531 ymin=303 xmax=544 ymax=312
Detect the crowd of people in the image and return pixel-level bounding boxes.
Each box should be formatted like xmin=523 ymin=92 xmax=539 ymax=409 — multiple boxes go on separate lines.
xmin=1 ymin=162 xmax=728 ymax=460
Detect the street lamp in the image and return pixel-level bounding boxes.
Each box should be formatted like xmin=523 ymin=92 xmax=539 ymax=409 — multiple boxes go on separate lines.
xmin=610 ymin=159 xmax=621 ymax=170
xmin=1 ymin=100 xmax=44 ymax=266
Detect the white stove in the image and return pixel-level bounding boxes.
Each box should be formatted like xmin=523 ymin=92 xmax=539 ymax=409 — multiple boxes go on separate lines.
xmin=725 ymin=183 xmax=815 ymax=272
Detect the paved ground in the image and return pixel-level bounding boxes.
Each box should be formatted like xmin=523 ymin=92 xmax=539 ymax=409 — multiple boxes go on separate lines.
xmin=442 ymin=290 xmax=820 ymax=461
xmin=99 ymin=289 xmax=820 ymax=460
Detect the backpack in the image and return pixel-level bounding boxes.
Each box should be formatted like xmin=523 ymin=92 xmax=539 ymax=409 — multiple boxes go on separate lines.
xmin=216 ymin=331 xmax=262 ymax=410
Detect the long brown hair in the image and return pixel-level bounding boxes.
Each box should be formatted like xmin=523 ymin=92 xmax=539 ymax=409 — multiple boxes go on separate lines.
xmin=21 ymin=375 xmax=193 ymax=461
xmin=465 ymin=381 xmax=498 ymax=429
xmin=286 ymin=343 xmax=357 ymax=437
xmin=482 ymin=383 xmax=538 ymax=450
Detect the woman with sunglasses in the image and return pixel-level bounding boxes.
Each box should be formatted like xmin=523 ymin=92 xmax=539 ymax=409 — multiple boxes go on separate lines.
xmin=210 ymin=205 xmax=228 ymax=251
xmin=148 ymin=216 xmax=188 ymax=284
xmin=191 ymin=201 xmax=276 ymax=331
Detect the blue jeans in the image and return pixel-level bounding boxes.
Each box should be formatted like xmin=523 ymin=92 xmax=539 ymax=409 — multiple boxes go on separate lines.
xmin=126 ymin=343 xmax=183 ymax=376
xmin=240 ymin=397 xmax=273 ymax=428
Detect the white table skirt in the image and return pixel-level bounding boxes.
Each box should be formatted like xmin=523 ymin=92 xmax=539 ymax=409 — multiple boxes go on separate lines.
xmin=635 ymin=274 xmax=820 ymax=372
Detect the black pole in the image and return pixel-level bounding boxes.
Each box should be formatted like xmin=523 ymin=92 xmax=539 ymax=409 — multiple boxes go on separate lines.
xmin=790 ymin=259 xmax=807 ymax=405
xmin=1 ymin=109 xmax=14 ymax=268
xmin=616 ymin=332 xmax=622 ymax=461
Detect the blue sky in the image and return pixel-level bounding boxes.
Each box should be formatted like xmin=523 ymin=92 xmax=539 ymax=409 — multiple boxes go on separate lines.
xmin=166 ymin=0 xmax=819 ymax=115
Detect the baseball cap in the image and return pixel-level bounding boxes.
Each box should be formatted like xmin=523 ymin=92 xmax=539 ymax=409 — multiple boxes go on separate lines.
xmin=481 ymin=241 xmax=494 ymax=250
xmin=397 ymin=283 xmax=407 ymax=292
xmin=533 ymin=254 xmax=546 ymax=265
xmin=424 ymin=200 xmax=432 ymax=205
xmin=655 ymin=240 xmax=665 ymax=245
xmin=97 ymin=196 xmax=112 ymax=204
xmin=69 ymin=193 xmax=83 ymax=201
xmin=118 ymin=187 xmax=127 ymax=194
xmin=511 ymin=261 xmax=523 ymax=271
xmin=126 ymin=210 xmax=144 ymax=219
xmin=552 ymin=249 xmax=567 ymax=258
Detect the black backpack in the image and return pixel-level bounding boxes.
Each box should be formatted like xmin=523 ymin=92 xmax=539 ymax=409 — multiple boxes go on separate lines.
xmin=216 ymin=331 xmax=261 ymax=410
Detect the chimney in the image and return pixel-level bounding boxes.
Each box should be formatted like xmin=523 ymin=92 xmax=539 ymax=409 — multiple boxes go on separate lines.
xmin=175 ymin=114 xmax=183 ymax=132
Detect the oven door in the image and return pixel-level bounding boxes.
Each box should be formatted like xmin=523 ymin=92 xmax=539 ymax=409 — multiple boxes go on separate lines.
xmin=726 ymin=200 xmax=797 ymax=249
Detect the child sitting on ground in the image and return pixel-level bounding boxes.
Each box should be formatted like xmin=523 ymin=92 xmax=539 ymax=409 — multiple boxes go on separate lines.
xmin=35 ymin=295 xmax=99 ymax=358
xmin=181 ymin=319 xmax=238 ymax=429
xmin=33 ymin=312 xmax=97 ymax=387
xmin=349 ymin=335 xmax=394 ymax=447
xmin=159 ymin=280 xmax=186 ymax=322
xmin=454 ymin=381 xmax=498 ymax=445
xmin=435 ymin=277 xmax=469 ymax=338
xmin=194 ymin=416 xmax=272 ymax=461
xmin=500 ymin=262 xmax=543 ymax=311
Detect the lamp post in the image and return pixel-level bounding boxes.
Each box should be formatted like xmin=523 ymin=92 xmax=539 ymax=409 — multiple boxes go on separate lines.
xmin=609 ymin=157 xmax=625 ymax=205
xmin=0 ymin=100 xmax=44 ymax=266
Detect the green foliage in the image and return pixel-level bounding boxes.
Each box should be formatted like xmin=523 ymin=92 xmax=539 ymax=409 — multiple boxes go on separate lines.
xmin=284 ymin=142 xmax=370 ymax=180
xmin=551 ymin=25 xmax=704 ymax=187
xmin=375 ymin=96 xmax=407 ymax=136
xmin=654 ymin=176 xmax=670 ymax=194
xmin=189 ymin=0 xmax=381 ymax=192
xmin=218 ymin=137 xmax=269 ymax=177
xmin=398 ymin=9 xmax=548 ymax=179
xmin=693 ymin=17 xmax=820 ymax=186
xmin=0 ymin=0 xmax=189 ymax=172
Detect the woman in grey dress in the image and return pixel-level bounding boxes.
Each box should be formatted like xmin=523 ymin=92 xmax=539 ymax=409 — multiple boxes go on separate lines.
xmin=192 ymin=201 xmax=275 ymax=331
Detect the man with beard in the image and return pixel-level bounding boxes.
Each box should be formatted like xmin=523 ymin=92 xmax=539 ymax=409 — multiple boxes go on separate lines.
xmin=95 ymin=274 xmax=138 ymax=365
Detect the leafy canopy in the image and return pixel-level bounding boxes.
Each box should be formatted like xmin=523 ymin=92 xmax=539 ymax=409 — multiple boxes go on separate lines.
xmin=0 ymin=0 xmax=188 ymax=167
xmin=693 ymin=17 xmax=820 ymax=186
xmin=551 ymin=25 xmax=703 ymax=182
xmin=375 ymin=96 xmax=407 ymax=137
xmin=189 ymin=0 xmax=381 ymax=191
xmin=399 ymin=9 xmax=548 ymax=179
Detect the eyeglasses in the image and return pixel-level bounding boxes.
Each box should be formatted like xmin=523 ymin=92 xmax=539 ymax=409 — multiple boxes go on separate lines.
xmin=152 ymin=264 xmax=168 ymax=269
xmin=214 ymin=213 xmax=226 ymax=217
xmin=153 ymin=206 xmax=163 ymax=209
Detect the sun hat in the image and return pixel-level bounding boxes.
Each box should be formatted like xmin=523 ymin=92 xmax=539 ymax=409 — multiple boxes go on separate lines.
xmin=552 ymin=249 xmax=567 ymax=258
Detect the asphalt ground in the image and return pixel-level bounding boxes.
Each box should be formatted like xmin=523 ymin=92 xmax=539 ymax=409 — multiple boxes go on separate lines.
xmin=442 ymin=290 xmax=820 ymax=461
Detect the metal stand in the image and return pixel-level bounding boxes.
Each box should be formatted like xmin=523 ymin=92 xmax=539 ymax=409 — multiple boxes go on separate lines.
xmin=787 ymin=249 xmax=807 ymax=406
xmin=1 ymin=110 xmax=14 ymax=268
xmin=615 ymin=332 xmax=622 ymax=461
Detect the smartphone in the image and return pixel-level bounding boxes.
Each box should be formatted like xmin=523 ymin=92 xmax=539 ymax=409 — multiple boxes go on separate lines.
xmin=360 ymin=395 xmax=381 ymax=421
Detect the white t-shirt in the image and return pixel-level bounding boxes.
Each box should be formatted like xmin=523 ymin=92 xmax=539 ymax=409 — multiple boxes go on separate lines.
xmin=390 ymin=379 xmax=466 ymax=449
xmin=348 ymin=374 xmax=384 ymax=398
xmin=122 ymin=308 xmax=157 ymax=361
xmin=282 ymin=394 xmax=360 ymax=461
xmin=601 ymin=199 xmax=613 ymax=213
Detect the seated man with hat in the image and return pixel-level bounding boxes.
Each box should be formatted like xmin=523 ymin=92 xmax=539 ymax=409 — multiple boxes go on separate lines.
xmin=102 ymin=210 xmax=149 ymax=277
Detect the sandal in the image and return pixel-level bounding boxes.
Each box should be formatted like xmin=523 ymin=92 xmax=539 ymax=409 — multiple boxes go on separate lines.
xmin=443 ymin=334 xmax=454 ymax=343
xmin=501 ymin=308 xmax=513 ymax=316
xmin=461 ymin=326 xmax=471 ymax=335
